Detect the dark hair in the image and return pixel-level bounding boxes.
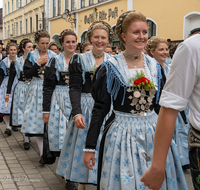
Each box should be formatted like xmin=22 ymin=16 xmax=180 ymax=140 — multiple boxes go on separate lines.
xmin=167 ymin=39 xmax=171 ymax=42
xmin=59 ymin=29 xmax=77 ymax=44
xmin=48 ymin=42 xmax=59 ymax=50
xmin=34 ymin=29 xmax=50 ymax=42
xmin=80 ymin=41 xmax=92 ymax=53
xmin=19 ymin=38 xmax=32 ymax=53
xmin=2 ymin=48 xmax=6 ymax=51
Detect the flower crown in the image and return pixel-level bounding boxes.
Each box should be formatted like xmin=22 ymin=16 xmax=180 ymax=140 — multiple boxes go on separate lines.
xmin=21 ymin=39 xmax=31 ymax=48
xmin=147 ymin=36 xmax=166 ymax=50
xmin=34 ymin=29 xmax=47 ymax=41
xmin=6 ymin=42 xmax=18 ymax=50
xmin=87 ymin=21 xmax=114 ymax=43
xmin=59 ymin=29 xmax=73 ymax=40
xmin=119 ymin=10 xmax=135 ymax=33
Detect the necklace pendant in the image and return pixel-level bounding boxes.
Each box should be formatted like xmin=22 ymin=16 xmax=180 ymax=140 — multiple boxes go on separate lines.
xmin=146 ymin=155 xmax=151 ymax=162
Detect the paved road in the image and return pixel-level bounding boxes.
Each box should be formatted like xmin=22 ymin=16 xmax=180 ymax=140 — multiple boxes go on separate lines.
xmin=0 ymin=121 xmax=193 ymax=190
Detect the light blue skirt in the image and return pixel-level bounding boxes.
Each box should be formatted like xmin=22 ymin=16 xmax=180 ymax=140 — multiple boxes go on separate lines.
xmin=21 ymin=77 xmax=44 ymax=134
xmin=11 ymin=81 xmax=28 ymax=126
xmin=56 ymin=93 xmax=103 ymax=184
xmin=48 ymin=85 xmax=71 ymax=151
xmin=0 ymin=76 xmax=18 ymax=114
xmin=100 ymin=110 xmax=188 ymax=190
xmin=174 ymin=113 xmax=190 ymax=166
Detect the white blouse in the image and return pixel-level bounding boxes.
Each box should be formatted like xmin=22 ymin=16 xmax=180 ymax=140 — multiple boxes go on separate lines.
xmin=159 ymin=33 xmax=200 ymax=130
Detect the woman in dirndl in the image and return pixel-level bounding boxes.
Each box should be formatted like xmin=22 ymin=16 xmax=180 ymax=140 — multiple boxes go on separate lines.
xmin=4 ymin=39 xmax=33 ymax=149
xmin=83 ymin=11 xmax=188 ymax=190
xmin=0 ymin=42 xmax=18 ymax=136
xmin=56 ymin=21 xmax=113 ymax=190
xmin=79 ymin=41 xmax=93 ymax=53
xmin=42 ymin=29 xmax=77 ymax=189
xmin=146 ymin=36 xmax=190 ymax=170
xmin=21 ymin=29 xmax=56 ymax=162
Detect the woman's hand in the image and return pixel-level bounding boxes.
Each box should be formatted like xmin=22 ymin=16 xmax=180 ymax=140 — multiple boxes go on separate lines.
xmin=4 ymin=95 xmax=9 ymax=102
xmin=140 ymin=165 xmax=165 ymax=190
xmin=37 ymin=55 xmax=48 ymax=65
xmin=42 ymin=113 xmax=50 ymax=123
xmin=74 ymin=115 xmax=85 ymax=129
xmin=83 ymin=152 xmax=95 ymax=170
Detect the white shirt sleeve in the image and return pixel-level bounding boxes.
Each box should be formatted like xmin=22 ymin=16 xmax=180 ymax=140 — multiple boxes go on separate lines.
xmin=159 ymin=40 xmax=197 ymax=111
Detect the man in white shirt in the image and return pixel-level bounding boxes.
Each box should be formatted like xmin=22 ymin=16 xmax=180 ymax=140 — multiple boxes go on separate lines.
xmin=141 ymin=33 xmax=200 ymax=190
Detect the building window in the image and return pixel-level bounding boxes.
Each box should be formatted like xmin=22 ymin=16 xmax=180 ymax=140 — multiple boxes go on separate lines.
xmin=12 ymin=23 xmax=14 ymax=36
xmin=57 ymin=0 xmax=61 ymax=16
xmin=16 ymin=0 xmax=18 ymax=9
xmin=4 ymin=27 xmax=6 ymax=39
xmin=30 ymin=17 xmax=32 ymax=33
xmin=8 ymin=25 xmax=10 ymax=38
xmin=65 ymin=0 xmax=68 ymax=10
xmin=147 ymin=20 xmax=156 ymax=39
xmin=81 ymin=0 xmax=85 ymax=8
xmin=35 ymin=14 xmax=38 ymax=31
xmin=20 ymin=21 xmax=22 ymax=35
xmin=81 ymin=31 xmax=88 ymax=42
xmin=5 ymin=4 xmax=6 ymax=15
xmin=89 ymin=0 xmax=94 ymax=5
xmin=98 ymin=0 xmax=105 ymax=3
xmin=15 ymin=22 xmax=18 ymax=36
xmin=111 ymin=26 xmax=120 ymax=48
xmin=8 ymin=2 xmax=10 ymax=14
xmin=42 ymin=12 xmax=45 ymax=29
xmin=11 ymin=0 xmax=13 ymax=11
xmin=25 ymin=19 xmax=28 ymax=34
xmin=53 ymin=0 xmax=56 ymax=17
xmin=26 ymin=0 xmax=27 ymax=4
xmin=71 ymin=0 xmax=75 ymax=11
xmin=20 ymin=0 xmax=22 ymax=7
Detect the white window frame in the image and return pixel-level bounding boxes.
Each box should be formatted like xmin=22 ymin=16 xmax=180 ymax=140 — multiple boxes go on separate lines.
xmin=25 ymin=18 xmax=28 ymax=34
xmin=19 ymin=20 xmax=22 ymax=35
xmin=16 ymin=0 xmax=19 ymax=10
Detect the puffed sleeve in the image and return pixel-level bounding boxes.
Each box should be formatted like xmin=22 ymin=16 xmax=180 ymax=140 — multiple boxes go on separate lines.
xmin=85 ymin=66 xmax=111 ymax=150
xmin=43 ymin=58 xmax=57 ymax=112
xmin=6 ymin=61 xmax=16 ymax=94
xmin=23 ymin=52 xmax=40 ymax=79
xmin=154 ymin=66 xmax=166 ymax=115
xmin=69 ymin=54 xmax=83 ymax=117
xmin=0 ymin=68 xmax=5 ymax=86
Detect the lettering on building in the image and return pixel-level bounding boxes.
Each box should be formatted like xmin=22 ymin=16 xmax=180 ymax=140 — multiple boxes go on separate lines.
xmin=84 ymin=7 xmax=118 ymax=24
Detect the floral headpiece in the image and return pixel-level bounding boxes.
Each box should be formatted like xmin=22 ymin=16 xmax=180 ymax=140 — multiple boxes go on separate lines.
xmin=6 ymin=42 xmax=18 ymax=50
xmin=21 ymin=39 xmax=31 ymax=48
xmin=87 ymin=21 xmax=114 ymax=43
xmin=59 ymin=29 xmax=73 ymax=40
xmin=34 ymin=29 xmax=47 ymax=41
xmin=147 ymin=36 xmax=166 ymax=50
xmin=119 ymin=10 xmax=135 ymax=33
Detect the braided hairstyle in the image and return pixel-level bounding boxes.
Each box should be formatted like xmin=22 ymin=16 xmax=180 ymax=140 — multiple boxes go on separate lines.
xmin=34 ymin=29 xmax=50 ymax=42
xmin=19 ymin=38 xmax=32 ymax=53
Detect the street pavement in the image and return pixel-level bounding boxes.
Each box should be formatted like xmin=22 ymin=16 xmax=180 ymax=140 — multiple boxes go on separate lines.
xmin=0 ymin=121 xmax=193 ymax=190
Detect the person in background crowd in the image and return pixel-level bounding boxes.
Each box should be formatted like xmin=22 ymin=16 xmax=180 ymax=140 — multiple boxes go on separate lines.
xmin=189 ymin=27 xmax=200 ymax=36
xmin=83 ymin=10 xmax=187 ymax=190
xmin=56 ymin=21 xmax=113 ymax=190
xmin=79 ymin=41 xmax=93 ymax=53
xmin=4 ymin=38 xmax=33 ymax=149
xmin=2 ymin=48 xmax=7 ymax=57
xmin=0 ymin=42 xmax=18 ymax=136
xmin=21 ymin=29 xmax=56 ymax=163
xmin=104 ymin=44 xmax=112 ymax=54
xmin=0 ymin=41 xmax=6 ymax=61
xmin=146 ymin=36 xmax=190 ymax=170
xmin=48 ymin=42 xmax=60 ymax=54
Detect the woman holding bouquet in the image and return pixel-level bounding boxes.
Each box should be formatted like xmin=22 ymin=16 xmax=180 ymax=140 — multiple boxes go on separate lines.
xmin=83 ymin=11 xmax=188 ymax=190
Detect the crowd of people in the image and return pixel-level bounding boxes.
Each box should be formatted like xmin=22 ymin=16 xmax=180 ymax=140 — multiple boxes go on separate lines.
xmin=0 ymin=10 xmax=199 ymax=190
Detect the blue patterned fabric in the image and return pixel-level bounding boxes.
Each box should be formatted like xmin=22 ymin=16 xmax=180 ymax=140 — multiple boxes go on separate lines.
xmin=100 ymin=110 xmax=188 ymax=190
xmin=56 ymin=93 xmax=102 ymax=184
xmin=48 ymin=86 xmax=71 ymax=151
xmin=21 ymin=77 xmax=44 ymax=134
xmin=0 ymin=57 xmax=18 ymax=114
xmin=12 ymin=81 xmax=28 ymax=126
xmin=57 ymin=52 xmax=112 ymax=184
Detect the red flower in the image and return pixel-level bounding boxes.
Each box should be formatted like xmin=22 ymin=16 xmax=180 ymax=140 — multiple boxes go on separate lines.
xmin=141 ymin=77 xmax=150 ymax=84
xmin=134 ymin=78 xmax=142 ymax=86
